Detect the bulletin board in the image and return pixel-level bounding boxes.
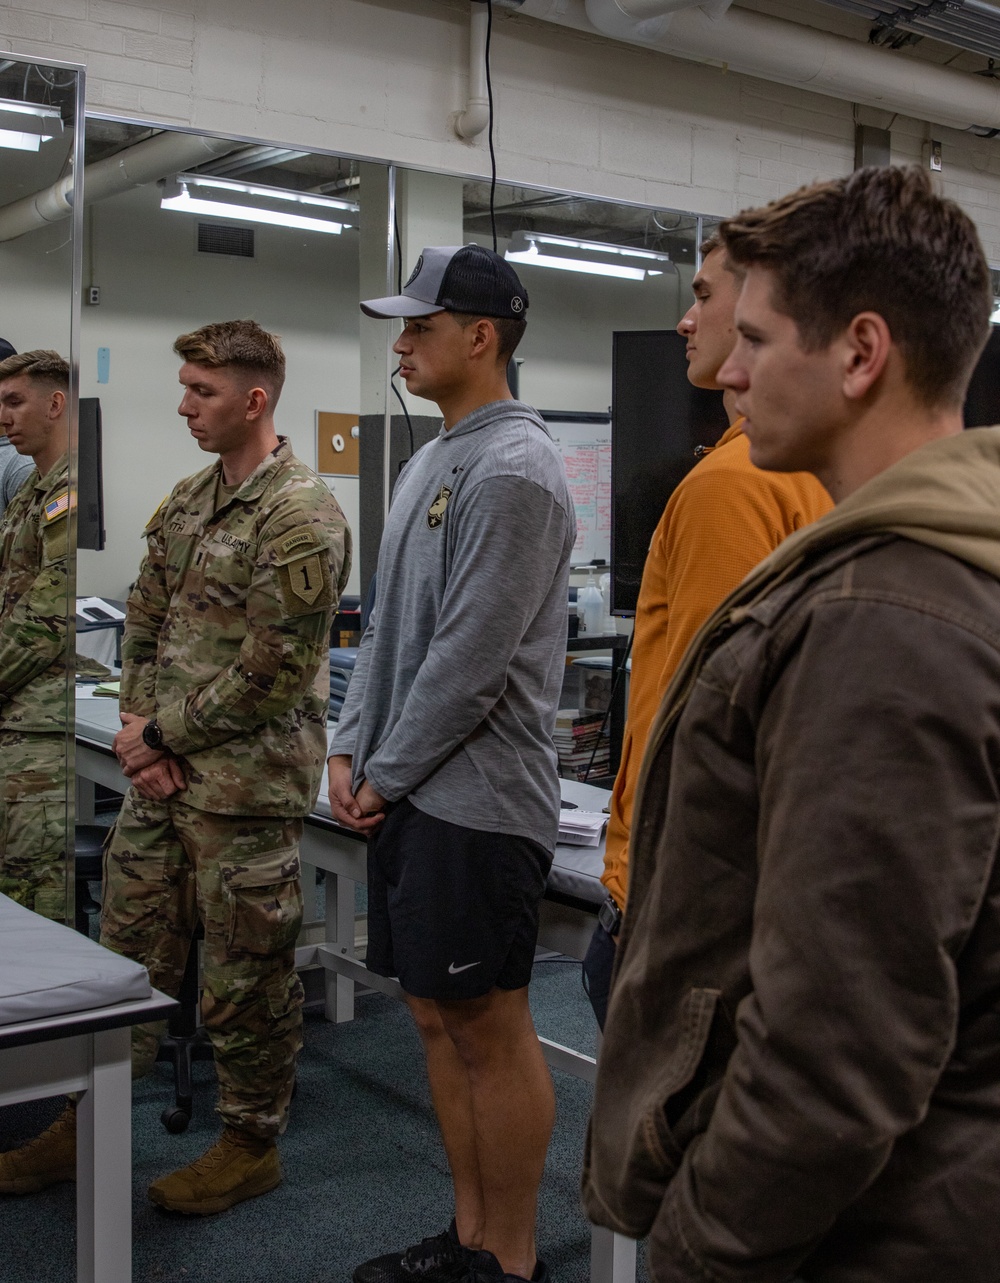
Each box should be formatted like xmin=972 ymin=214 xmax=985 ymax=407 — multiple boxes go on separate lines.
xmin=542 ymin=412 xmax=612 ymax=566
xmin=317 ymin=411 xmax=360 ymax=476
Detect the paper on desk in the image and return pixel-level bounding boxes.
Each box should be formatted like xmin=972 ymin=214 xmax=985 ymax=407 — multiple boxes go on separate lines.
xmin=77 ymin=596 xmax=126 ymax=622
xmin=558 ymin=809 xmax=608 ymax=847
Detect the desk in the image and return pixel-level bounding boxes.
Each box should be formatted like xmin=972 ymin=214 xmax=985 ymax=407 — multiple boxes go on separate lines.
xmin=0 ymin=895 xmax=175 ymax=1283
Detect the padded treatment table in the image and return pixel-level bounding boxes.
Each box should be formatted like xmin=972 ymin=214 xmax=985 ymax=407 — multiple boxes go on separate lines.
xmin=0 ymin=895 xmax=175 ymax=1283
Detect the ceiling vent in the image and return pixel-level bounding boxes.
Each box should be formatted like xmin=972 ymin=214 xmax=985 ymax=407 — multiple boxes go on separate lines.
xmin=197 ymin=221 xmax=254 ymax=258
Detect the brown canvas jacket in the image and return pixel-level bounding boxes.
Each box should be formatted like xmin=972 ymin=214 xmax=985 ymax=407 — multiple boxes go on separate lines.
xmin=121 ymin=437 xmax=351 ymax=817
xmin=584 ymin=427 xmax=1000 ymax=1283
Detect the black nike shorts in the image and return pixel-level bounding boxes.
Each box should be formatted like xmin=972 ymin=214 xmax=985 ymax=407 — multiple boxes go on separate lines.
xmin=366 ymin=797 xmax=553 ymax=1001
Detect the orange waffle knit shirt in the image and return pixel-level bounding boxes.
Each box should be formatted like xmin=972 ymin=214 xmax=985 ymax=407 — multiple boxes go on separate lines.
xmin=602 ymin=419 xmax=833 ymax=910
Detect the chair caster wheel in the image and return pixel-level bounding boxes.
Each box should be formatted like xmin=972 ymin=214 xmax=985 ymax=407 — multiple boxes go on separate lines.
xmin=161 ymin=1106 xmax=190 ymax=1134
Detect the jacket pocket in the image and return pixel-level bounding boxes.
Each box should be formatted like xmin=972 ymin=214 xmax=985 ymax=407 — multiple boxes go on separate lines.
xmin=223 ymin=846 xmax=303 ymax=958
xmin=643 ymin=986 xmax=722 ymax=1171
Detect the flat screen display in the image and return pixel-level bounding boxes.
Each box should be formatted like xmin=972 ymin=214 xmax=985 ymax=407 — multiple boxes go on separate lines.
xmin=78 ymin=396 xmax=105 ymax=552
xmin=611 ymin=330 xmax=727 ymax=615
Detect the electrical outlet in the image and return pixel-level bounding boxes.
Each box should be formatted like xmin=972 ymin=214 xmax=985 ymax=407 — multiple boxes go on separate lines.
xmin=929 ymin=140 xmax=943 ymax=172
xmin=87 ymin=285 xmax=100 ymax=305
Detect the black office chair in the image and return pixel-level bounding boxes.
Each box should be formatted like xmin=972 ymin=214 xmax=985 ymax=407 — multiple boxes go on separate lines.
xmin=156 ymin=924 xmax=213 ymax=1134
xmin=74 ymin=825 xmax=107 ymax=936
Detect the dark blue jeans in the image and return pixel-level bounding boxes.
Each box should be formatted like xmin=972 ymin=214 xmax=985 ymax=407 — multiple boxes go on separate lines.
xmin=582 ymin=920 xmax=616 ymax=1030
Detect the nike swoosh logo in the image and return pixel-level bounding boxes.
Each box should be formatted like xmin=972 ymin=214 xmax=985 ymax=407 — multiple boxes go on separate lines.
xmin=448 ymin=961 xmax=481 ymax=975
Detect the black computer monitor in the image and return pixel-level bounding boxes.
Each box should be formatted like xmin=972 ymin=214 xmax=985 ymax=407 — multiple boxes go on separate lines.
xmin=78 ymin=396 xmax=105 ymax=551
xmin=964 ymin=327 xmax=1000 ymax=428
xmin=611 ymin=330 xmax=727 ymax=615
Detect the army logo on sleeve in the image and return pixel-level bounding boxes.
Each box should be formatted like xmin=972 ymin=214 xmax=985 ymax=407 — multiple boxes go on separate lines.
xmin=427 ymin=484 xmax=452 ymax=529
xmin=273 ymin=526 xmax=334 ymax=616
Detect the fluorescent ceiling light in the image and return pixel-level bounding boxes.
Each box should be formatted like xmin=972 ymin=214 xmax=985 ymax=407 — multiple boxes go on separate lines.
xmin=992 ymin=299 xmax=1000 ymax=326
xmin=160 ymin=172 xmax=358 ymax=235
xmin=0 ymin=100 xmax=64 ymax=153
xmin=505 ymin=231 xmax=673 ymax=281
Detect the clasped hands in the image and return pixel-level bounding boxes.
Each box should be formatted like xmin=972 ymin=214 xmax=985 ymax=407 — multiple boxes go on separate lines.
xmin=113 ymin=712 xmax=186 ymax=801
xmin=327 ymin=754 xmax=386 ymax=833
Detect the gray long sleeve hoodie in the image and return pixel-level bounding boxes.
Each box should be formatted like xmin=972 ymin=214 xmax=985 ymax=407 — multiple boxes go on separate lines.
xmin=0 ymin=437 xmax=34 ymax=526
xmin=331 ymin=399 xmax=575 ymax=853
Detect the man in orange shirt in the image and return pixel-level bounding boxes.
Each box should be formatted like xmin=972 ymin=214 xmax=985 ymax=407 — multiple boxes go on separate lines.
xmin=583 ymin=235 xmax=832 ymax=1027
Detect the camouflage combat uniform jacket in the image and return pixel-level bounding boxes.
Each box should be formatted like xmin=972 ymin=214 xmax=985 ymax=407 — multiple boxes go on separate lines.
xmin=0 ymin=454 xmax=70 ymax=734
xmin=121 ymin=437 xmax=350 ymax=817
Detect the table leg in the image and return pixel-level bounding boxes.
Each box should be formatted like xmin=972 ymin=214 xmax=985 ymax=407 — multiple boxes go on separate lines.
xmin=590 ymin=1225 xmax=637 ymax=1283
xmin=75 ymin=772 xmax=96 ymax=824
xmin=76 ymin=1026 xmax=132 ymax=1283
xmin=324 ymin=871 xmax=357 ymax=1024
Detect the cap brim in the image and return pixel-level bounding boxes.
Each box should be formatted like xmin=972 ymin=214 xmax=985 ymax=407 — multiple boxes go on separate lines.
xmin=359 ymin=295 xmax=447 ymax=319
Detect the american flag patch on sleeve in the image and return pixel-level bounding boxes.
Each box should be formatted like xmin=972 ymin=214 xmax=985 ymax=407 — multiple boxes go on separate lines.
xmin=45 ymin=491 xmax=70 ymax=522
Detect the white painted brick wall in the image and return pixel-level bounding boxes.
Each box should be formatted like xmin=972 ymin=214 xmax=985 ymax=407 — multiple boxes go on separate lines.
xmin=2 ymin=0 xmax=1000 ymax=259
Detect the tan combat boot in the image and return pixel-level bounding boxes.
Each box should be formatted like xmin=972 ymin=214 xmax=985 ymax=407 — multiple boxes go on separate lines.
xmin=147 ymin=1127 xmax=280 ymax=1214
xmin=0 ymin=1103 xmax=76 ymax=1194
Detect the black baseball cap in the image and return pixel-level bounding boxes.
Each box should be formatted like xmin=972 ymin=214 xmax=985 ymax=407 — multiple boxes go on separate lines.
xmin=0 ymin=338 xmax=15 ymax=363
xmin=361 ymin=244 xmax=528 ymax=320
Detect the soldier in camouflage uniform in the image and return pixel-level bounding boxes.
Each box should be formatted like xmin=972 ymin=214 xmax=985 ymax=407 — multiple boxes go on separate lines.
xmin=0 ymin=350 xmax=71 ymax=923
xmin=0 ymin=322 xmax=350 ymax=1212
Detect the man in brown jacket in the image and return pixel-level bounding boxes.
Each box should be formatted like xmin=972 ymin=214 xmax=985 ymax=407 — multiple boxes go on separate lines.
xmin=584 ymin=166 xmax=1000 ymax=1282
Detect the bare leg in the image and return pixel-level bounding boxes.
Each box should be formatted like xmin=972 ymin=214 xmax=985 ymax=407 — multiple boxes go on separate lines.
xmin=437 ymin=986 xmax=555 ymax=1280
xmin=407 ymin=994 xmax=486 ymax=1249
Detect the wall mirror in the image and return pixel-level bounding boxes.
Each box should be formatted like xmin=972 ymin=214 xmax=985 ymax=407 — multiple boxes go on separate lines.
xmin=0 ymin=53 xmax=83 ymax=926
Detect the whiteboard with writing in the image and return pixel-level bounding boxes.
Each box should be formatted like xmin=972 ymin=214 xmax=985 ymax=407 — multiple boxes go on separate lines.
xmin=543 ymin=414 xmax=612 ymax=566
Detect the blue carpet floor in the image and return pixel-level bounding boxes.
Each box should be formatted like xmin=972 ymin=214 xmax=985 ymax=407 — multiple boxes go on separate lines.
xmin=0 ymin=957 xmax=642 ymax=1283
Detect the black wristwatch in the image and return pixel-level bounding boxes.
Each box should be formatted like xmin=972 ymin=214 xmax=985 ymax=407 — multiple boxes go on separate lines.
xmin=141 ymin=718 xmax=164 ymax=750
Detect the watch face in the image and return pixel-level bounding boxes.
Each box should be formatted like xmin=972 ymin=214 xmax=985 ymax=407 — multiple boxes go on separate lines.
xmin=142 ymin=721 xmax=162 ymax=749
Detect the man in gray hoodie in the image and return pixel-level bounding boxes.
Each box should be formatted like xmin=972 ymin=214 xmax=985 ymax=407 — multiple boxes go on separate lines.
xmin=328 ymin=246 xmax=574 ymax=1283
xmin=0 ymin=339 xmax=34 ymax=527
xmin=584 ymin=167 xmax=1000 ymax=1283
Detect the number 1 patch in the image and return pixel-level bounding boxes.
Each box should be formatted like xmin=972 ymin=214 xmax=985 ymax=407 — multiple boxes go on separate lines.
xmin=289 ymin=553 xmax=323 ymax=605
xmin=276 ymin=549 xmax=333 ymax=616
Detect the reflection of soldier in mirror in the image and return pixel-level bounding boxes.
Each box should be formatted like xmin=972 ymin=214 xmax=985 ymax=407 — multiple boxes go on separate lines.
xmin=0 ymin=340 xmax=36 ymax=528
xmin=102 ymin=320 xmax=349 ymax=1212
xmin=0 ymin=350 xmax=70 ymax=921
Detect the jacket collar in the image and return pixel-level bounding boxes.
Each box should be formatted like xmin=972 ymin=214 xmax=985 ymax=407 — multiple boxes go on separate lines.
xmin=201 ymin=436 xmax=292 ymax=509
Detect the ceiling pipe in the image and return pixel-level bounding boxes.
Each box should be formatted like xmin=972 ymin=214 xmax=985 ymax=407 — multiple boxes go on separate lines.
xmin=456 ymin=0 xmax=491 ymax=140
xmin=0 ymin=130 xmax=239 ymax=242
xmin=518 ymin=0 xmax=1000 ymax=136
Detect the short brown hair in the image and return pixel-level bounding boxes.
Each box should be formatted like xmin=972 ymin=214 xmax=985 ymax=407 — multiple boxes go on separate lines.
xmin=173 ymin=319 xmax=285 ymax=401
xmin=0 ymin=349 xmax=69 ymax=392
xmin=699 ymin=231 xmax=722 ymax=258
xmin=720 ymin=166 xmax=991 ymax=408
xmin=453 ymin=312 xmax=527 ymax=364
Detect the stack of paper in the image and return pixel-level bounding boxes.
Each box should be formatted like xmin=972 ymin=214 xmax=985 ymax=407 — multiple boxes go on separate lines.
xmin=558 ymin=809 xmax=608 ymax=847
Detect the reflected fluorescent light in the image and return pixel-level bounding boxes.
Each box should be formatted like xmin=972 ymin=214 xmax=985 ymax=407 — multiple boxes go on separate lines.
xmin=0 ymin=100 xmax=64 ymax=152
xmin=505 ymin=231 xmax=673 ymax=281
xmin=160 ymin=173 xmax=359 ymax=235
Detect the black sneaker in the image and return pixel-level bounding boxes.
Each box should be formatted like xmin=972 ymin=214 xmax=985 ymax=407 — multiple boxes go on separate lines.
xmin=459 ymin=1249 xmax=551 ymax=1283
xmin=353 ymin=1221 xmax=475 ymax=1283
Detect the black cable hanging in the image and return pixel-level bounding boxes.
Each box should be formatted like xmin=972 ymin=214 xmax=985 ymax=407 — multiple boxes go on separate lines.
xmin=582 ymin=629 xmax=633 ymax=783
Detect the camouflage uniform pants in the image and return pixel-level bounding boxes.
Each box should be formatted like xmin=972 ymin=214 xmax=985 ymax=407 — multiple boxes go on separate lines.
xmin=99 ymin=790 xmax=304 ymax=1140
xmin=0 ymin=730 xmax=68 ymax=921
